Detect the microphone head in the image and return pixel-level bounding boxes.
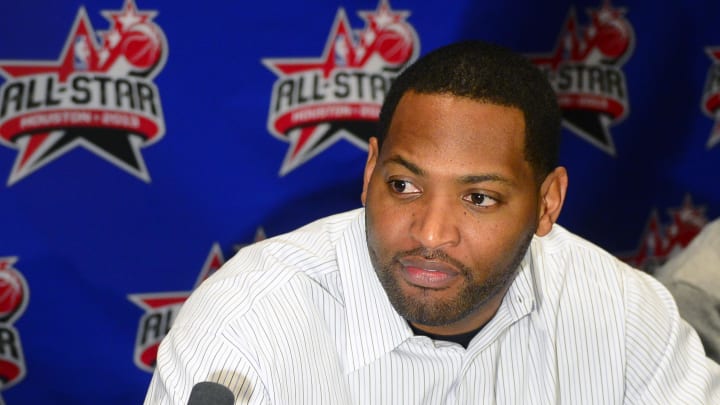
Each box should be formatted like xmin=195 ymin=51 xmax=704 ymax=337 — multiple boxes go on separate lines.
xmin=187 ymin=381 xmax=235 ymax=405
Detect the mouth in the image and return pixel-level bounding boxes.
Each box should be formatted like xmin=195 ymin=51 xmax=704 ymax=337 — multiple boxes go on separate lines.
xmin=397 ymin=257 xmax=460 ymax=290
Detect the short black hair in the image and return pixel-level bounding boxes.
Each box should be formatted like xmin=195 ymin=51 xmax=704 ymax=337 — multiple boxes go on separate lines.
xmin=378 ymin=40 xmax=561 ymax=180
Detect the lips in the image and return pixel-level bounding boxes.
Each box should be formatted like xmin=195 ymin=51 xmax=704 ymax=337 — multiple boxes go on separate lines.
xmin=397 ymin=257 xmax=460 ymax=289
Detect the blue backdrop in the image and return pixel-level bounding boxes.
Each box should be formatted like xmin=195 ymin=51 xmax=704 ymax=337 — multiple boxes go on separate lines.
xmin=1 ymin=0 xmax=718 ymax=403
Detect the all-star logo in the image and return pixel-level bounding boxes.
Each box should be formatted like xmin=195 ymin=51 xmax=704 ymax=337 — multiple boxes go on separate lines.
xmin=529 ymin=1 xmax=634 ymax=155
xmin=618 ymin=195 xmax=707 ymax=273
xmin=128 ymin=244 xmax=224 ymax=372
xmin=262 ymin=0 xmax=419 ymax=175
xmin=0 ymin=257 xmax=30 ymax=401
xmin=0 ymin=0 xmax=167 ymax=185
xmin=701 ymin=48 xmax=720 ymax=149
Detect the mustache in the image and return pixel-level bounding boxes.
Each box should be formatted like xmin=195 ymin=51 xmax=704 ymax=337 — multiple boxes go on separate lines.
xmin=393 ymin=247 xmax=471 ymax=276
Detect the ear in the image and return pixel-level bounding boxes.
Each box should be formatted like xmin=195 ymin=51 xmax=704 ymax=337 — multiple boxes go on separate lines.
xmin=360 ymin=137 xmax=379 ymax=206
xmin=535 ymin=166 xmax=568 ymax=237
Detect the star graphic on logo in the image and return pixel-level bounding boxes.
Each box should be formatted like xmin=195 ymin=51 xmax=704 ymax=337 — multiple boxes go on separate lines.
xmin=0 ymin=0 xmax=165 ymax=185
xmin=128 ymin=243 xmax=225 ymax=371
xmin=618 ymin=194 xmax=707 ymax=272
xmin=129 ymin=243 xmax=225 ymax=311
xmin=262 ymin=0 xmax=417 ymax=175
xmin=562 ymin=109 xmax=617 ymax=154
xmin=263 ymin=12 xmax=373 ymax=175
xmin=530 ymin=2 xmax=633 ymax=156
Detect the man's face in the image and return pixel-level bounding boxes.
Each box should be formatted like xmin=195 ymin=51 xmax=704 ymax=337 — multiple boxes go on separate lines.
xmin=362 ymin=91 xmax=542 ymax=335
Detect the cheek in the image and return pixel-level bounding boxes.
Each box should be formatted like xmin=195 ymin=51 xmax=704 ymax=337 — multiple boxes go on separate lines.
xmin=461 ymin=215 xmax=533 ymax=267
xmin=367 ymin=205 xmax=401 ymax=242
xmin=366 ymin=194 xmax=413 ymax=253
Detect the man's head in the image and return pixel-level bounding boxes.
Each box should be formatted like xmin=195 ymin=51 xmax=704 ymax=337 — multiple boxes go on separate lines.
xmin=378 ymin=40 xmax=561 ymax=182
xmin=361 ymin=40 xmax=568 ymax=336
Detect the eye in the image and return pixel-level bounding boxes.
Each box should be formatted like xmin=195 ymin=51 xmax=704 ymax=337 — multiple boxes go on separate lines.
xmin=388 ymin=179 xmax=420 ymax=194
xmin=464 ymin=193 xmax=498 ymax=208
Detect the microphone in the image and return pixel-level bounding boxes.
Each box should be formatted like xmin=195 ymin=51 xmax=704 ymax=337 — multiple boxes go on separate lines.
xmin=187 ymin=381 xmax=235 ymax=405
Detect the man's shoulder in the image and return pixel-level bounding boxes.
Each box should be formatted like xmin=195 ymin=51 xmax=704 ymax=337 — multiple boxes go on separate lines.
xmin=172 ymin=209 xmax=363 ymax=329
xmin=533 ymin=224 xmax=673 ymax=311
xmin=531 ymin=224 xmax=654 ymax=303
xmin=535 ymin=224 xmax=630 ymax=273
xmin=238 ymin=208 xmax=360 ymax=270
xmin=220 ymin=208 xmax=361 ymax=274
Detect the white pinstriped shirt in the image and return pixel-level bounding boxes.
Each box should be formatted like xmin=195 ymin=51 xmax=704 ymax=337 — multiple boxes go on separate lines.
xmin=145 ymin=208 xmax=720 ymax=404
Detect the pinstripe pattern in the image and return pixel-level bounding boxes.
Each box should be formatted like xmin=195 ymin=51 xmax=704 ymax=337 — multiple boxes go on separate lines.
xmin=145 ymin=208 xmax=720 ymax=404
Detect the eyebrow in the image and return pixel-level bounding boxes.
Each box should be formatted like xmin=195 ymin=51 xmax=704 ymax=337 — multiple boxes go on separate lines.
xmin=457 ymin=174 xmax=515 ymax=187
xmin=384 ymin=155 xmax=516 ymax=187
xmin=385 ymin=155 xmax=424 ymax=176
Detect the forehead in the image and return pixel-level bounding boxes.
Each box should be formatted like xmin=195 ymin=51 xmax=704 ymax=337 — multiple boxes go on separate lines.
xmin=382 ymin=92 xmax=529 ymax=175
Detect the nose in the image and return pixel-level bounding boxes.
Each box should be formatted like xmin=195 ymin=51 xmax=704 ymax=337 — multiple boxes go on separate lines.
xmin=409 ymin=195 xmax=461 ymax=250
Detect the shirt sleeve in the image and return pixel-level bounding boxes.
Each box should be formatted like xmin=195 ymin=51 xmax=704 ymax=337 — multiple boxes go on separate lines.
xmin=144 ymin=322 xmax=269 ymax=405
xmin=623 ymin=266 xmax=720 ymax=404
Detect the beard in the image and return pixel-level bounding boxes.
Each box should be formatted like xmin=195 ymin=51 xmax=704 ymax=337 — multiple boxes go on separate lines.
xmin=367 ymin=232 xmax=533 ymax=328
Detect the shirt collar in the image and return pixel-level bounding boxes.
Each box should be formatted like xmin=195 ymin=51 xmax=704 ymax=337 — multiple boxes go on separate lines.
xmin=337 ymin=209 xmax=411 ymax=373
xmin=500 ymin=243 xmax=537 ymax=322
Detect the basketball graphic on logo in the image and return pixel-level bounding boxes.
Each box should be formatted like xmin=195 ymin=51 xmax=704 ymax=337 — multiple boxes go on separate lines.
xmin=0 ymin=359 xmax=21 ymax=385
xmin=0 ymin=269 xmax=25 ymax=322
xmin=374 ymin=23 xmax=414 ymax=65
xmin=591 ymin=15 xmax=631 ymax=60
xmin=120 ymin=23 xmax=163 ymax=70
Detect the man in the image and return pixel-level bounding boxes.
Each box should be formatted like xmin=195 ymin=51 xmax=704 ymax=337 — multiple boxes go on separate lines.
xmin=146 ymin=41 xmax=720 ymax=404
xmin=657 ymin=218 xmax=720 ymax=363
